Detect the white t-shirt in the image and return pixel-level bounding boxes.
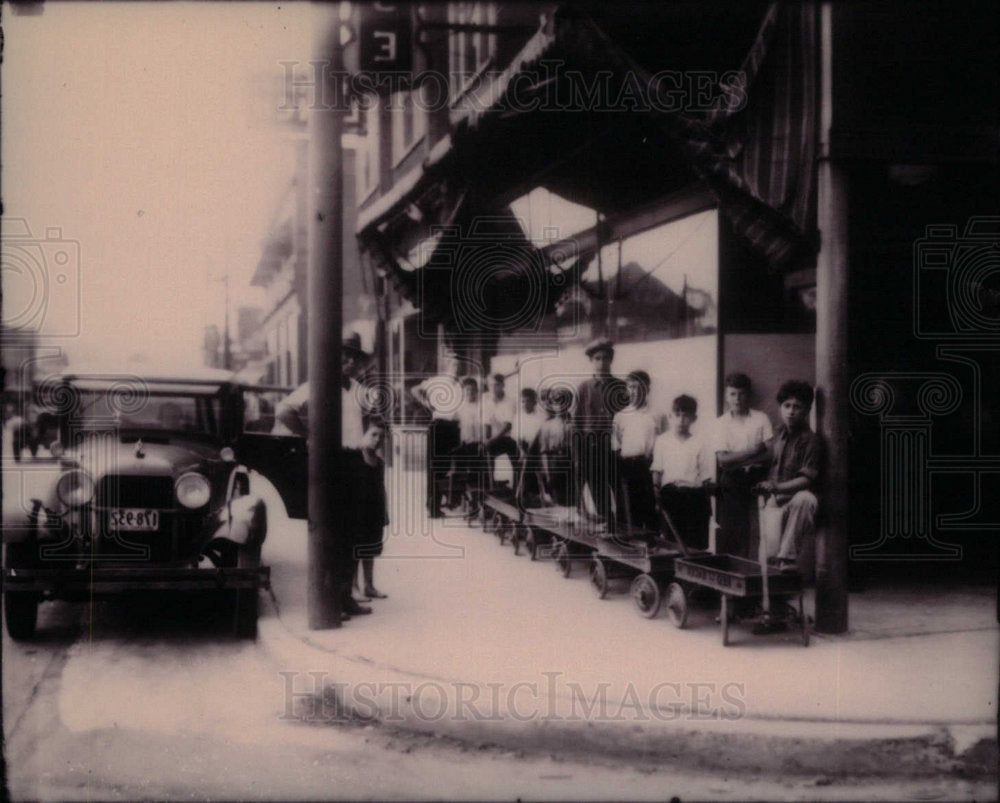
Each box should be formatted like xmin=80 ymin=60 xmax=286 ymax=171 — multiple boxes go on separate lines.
xmin=272 ymin=381 xmax=366 ymax=449
xmin=651 ymin=430 xmax=708 ymax=487
xmin=456 ymin=398 xmax=484 ymax=444
xmin=713 ymin=409 xmax=773 ymax=454
xmin=516 ymin=408 xmax=545 ymax=448
xmin=612 ymin=405 xmax=658 ymax=458
xmin=341 ymin=379 xmax=367 ymax=450
xmin=483 ymin=395 xmax=517 ymax=438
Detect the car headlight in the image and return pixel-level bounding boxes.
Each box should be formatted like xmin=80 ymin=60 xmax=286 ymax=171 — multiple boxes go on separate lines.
xmin=56 ymin=470 xmax=95 ymax=507
xmin=175 ymin=472 xmax=211 ymax=509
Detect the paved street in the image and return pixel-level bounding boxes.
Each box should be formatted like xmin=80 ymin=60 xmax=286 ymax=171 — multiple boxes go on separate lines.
xmin=3 ymin=460 xmax=994 ymax=800
xmin=3 ymin=561 xmax=993 ymax=802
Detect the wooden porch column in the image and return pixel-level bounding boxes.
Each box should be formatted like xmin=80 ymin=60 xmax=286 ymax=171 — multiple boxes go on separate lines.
xmin=814 ymin=2 xmax=849 ymax=633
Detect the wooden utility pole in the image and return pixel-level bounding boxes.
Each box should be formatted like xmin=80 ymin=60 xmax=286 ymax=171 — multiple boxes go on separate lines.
xmin=307 ymin=5 xmax=346 ymax=629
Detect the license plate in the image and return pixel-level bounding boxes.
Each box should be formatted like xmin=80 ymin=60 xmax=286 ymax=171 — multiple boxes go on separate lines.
xmin=109 ymin=508 xmax=160 ymax=531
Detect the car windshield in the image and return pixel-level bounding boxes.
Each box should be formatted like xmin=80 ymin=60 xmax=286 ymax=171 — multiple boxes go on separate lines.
xmin=69 ymin=389 xmax=222 ymax=437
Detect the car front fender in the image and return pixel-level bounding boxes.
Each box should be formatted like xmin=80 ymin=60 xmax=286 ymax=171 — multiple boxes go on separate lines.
xmin=212 ymin=495 xmax=267 ymax=548
xmin=1 ymin=499 xmax=43 ymax=544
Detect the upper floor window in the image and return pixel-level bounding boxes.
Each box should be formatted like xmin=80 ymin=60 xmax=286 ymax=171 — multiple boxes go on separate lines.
xmin=390 ymin=89 xmax=427 ymax=166
xmin=358 ymin=100 xmax=380 ymax=198
xmin=449 ymin=2 xmax=497 ymax=97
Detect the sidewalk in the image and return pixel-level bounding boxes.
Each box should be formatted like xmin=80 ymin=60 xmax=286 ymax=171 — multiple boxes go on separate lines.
xmin=255 ymin=478 xmax=998 ymax=780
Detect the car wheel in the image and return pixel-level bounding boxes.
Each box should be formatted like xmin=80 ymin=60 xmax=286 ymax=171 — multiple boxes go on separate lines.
xmin=232 ymin=589 xmax=259 ymax=639
xmin=4 ymin=592 xmax=38 ymax=641
xmin=4 ymin=542 xmax=40 ymax=640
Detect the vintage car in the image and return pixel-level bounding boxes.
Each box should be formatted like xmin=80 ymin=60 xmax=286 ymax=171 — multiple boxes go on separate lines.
xmin=1 ymin=370 xmax=306 ymax=639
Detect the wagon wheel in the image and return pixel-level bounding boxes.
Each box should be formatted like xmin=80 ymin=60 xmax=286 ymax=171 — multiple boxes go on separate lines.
xmin=526 ymin=529 xmax=537 ymax=561
xmin=589 ymin=557 xmax=609 ymax=599
xmin=630 ymin=573 xmax=661 ymax=618
xmin=720 ymin=595 xmax=730 ymax=646
xmin=799 ymin=593 xmax=810 ymax=647
xmin=664 ymin=582 xmax=688 ymax=628
xmin=554 ymin=541 xmax=571 ymax=577
xmin=512 ymin=525 xmax=522 ymax=556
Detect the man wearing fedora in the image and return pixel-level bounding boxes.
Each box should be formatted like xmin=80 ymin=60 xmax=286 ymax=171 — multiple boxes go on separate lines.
xmin=573 ymin=338 xmax=628 ymax=529
xmin=274 ymin=331 xmax=385 ymax=619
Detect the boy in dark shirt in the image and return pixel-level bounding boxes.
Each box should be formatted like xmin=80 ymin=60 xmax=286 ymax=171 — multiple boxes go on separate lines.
xmin=755 ymin=380 xmax=825 ymax=572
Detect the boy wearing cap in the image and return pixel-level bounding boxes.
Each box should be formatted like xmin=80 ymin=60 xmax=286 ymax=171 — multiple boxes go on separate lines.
xmin=573 ymin=338 xmax=628 ymax=527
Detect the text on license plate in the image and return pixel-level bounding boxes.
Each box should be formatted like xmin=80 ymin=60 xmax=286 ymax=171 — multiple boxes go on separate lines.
xmin=109 ymin=508 xmax=160 ymax=531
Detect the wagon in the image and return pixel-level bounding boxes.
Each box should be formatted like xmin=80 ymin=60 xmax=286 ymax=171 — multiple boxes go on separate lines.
xmin=671 ymin=554 xmax=809 ymax=646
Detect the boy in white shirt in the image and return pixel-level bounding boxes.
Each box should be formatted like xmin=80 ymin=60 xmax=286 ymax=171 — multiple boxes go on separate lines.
xmin=652 ymin=394 xmax=712 ymax=550
xmin=483 ymin=373 xmax=519 ymax=490
xmin=612 ymin=371 xmax=658 ymax=534
xmin=515 ymin=388 xmax=546 ymax=507
xmin=713 ymin=373 xmax=773 ymax=557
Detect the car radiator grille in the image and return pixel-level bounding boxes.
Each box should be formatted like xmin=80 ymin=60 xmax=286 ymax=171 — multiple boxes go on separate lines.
xmin=97 ymin=476 xmax=175 ymax=509
xmin=95 ymin=476 xmax=198 ymax=564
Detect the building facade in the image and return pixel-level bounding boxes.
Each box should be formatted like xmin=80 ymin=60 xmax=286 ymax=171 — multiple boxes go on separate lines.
xmin=343 ymin=2 xmax=998 ymax=627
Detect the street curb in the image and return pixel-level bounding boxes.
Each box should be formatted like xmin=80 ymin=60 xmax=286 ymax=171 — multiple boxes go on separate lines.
xmin=255 ymin=604 xmax=998 ymax=781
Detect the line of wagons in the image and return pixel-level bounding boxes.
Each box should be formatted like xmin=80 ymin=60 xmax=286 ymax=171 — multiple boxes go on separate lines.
xmin=469 ymin=482 xmax=810 ymax=647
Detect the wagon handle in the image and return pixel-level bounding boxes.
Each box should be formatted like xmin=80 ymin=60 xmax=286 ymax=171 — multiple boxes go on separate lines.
xmin=657 ymin=504 xmax=692 ymax=558
xmin=757 ymin=493 xmax=771 ymax=615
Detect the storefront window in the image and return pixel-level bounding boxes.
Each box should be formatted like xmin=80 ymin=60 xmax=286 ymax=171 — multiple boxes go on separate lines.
xmin=583 ymin=208 xmax=718 ymax=343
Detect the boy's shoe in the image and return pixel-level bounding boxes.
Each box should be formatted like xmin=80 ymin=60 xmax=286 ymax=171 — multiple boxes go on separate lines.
xmin=364 ymin=587 xmax=388 ymax=599
xmin=344 ymin=598 xmax=373 ymax=615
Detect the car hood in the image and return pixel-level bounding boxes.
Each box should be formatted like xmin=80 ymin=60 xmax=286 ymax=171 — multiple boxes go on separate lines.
xmin=66 ymin=438 xmax=224 ymax=479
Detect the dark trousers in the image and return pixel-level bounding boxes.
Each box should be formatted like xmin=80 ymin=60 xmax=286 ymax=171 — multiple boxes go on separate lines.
xmin=573 ymin=430 xmax=617 ymax=522
xmin=617 ymin=455 xmax=657 ymax=532
xmin=716 ymin=465 xmax=767 ymax=557
xmin=541 ymin=450 xmax=571 ymax=507
xmin=427 ymin=419 xmax=459 ymax=517
xmin=451 ymin=441 xmax=485 ymax=505
xmin=486 ymin=436 xmax=519 ymax=487
xmin=328 ymin=450 xmax=366 ymax=602
xmin=659 ymin=484 xmax=711 ymax=551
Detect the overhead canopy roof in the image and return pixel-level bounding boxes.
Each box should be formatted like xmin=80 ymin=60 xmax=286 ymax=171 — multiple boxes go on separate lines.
xmin=360 ymin=1 xmax=816 ymax=334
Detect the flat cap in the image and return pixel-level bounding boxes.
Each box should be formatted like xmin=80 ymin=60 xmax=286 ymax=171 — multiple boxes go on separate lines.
xmin=584 ymin=337 xmax=615 ymax=358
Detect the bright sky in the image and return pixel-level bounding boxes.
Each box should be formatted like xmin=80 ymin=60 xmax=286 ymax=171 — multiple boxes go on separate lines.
xmin=2 ymin=2 xmax=313 ymax=372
